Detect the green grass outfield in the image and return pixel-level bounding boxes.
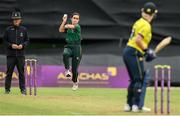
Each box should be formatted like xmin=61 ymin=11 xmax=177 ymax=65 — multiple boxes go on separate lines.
xmin=0 ymin=87 xmax=180 ymax=115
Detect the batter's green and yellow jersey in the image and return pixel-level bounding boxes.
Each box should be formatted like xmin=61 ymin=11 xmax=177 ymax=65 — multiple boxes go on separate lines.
xmin=127 ymin=18 xmax=152 ymax=54
xmin=66 ymin=24 xmax=81 ymax=44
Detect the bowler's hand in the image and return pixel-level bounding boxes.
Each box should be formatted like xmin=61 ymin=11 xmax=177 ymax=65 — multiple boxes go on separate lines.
xmin=62 ymin=14 xmax=67 ymax=23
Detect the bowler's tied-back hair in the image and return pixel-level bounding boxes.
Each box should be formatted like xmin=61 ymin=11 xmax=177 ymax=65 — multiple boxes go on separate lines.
xmin=71 ymin=12 xmax=80 ymax=18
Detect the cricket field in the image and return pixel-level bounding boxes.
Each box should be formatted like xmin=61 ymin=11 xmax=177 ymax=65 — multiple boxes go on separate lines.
xmin=0 ymin=87 xmax=180 ymax=115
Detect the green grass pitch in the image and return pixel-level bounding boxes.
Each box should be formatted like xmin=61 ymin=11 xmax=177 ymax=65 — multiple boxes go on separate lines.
xmin=0 ymin=87 xmax=180 ymax=115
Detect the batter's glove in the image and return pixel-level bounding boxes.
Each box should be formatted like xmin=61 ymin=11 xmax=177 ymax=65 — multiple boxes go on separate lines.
xmin=144 ymin=49 xmax=157 ymax=62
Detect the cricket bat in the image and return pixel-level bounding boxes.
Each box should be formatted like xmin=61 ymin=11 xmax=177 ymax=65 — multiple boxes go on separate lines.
xmin=155 ymin=36 xmax=172 ymax=53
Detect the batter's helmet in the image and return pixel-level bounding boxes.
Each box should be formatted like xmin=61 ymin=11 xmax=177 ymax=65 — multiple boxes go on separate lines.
xmin=142 ymin=2 xmax=158 ymax=15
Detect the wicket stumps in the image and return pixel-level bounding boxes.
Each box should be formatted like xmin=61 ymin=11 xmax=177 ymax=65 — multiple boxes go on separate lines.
xmin=25 ymin=59 xmax=37 ymax=96
xmin=154 ymin=65 xmax=171 ymax=114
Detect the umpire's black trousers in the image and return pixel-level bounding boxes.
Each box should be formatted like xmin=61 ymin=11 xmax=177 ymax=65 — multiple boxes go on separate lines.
xmin=5 ymin=56 xmax=25 ymax=91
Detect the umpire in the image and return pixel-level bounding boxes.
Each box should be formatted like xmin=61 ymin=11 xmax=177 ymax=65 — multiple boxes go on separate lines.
xmin=3 ymin=10 xmax=29 ymax=94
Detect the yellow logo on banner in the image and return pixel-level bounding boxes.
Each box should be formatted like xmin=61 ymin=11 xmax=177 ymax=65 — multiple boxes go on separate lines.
xmin=12 ymin=72 xmax=18 ymax=79
xmin=0 ymin=71 xmax=18 ymax=79
xmin=58 ymin=73 xmax=65 ymax=79
xmin=107 ymin=67 xmax=117 ymax=76
xmin=0 ymin=72 xmax=6 ymax=79
xmin=26 ymin=65 xmax=31 ymax=76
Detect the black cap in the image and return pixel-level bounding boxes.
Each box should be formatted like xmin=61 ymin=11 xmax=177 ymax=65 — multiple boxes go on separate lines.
xmin=142 ymin=2 xmax=158 ymax=15
xmin=11 ymin=11 xmax=22 ymax=20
